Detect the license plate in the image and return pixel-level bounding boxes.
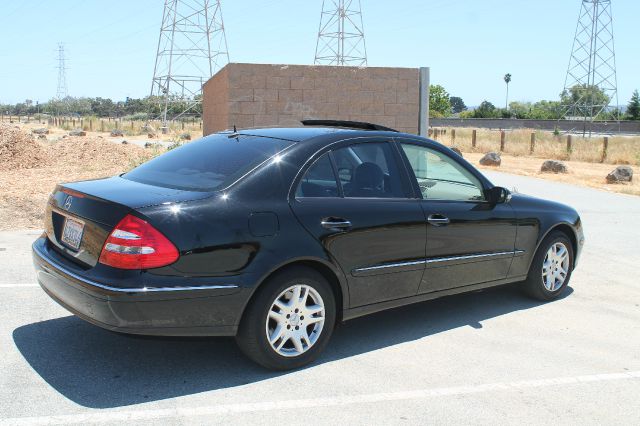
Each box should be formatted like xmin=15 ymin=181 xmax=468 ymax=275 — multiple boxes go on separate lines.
xmin=61 ymin=217 xmax=84 ymax=250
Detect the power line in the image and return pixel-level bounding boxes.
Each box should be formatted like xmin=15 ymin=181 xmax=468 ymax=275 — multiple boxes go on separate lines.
xmin=314 ymin=0 xmax=367 ymax=66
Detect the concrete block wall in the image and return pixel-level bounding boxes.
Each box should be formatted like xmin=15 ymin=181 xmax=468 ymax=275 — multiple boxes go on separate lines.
xmin=203 ymin=63 xmax=420 ymax=135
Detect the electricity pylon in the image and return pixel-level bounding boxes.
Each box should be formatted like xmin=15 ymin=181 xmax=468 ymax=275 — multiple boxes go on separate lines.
xmin=562 ymin=0 xmax=619 ymax=135
xmin=314 ymin=0 xmax=367 ymax=66
xmin=56 ymin=43 xmax=68 ymax=100
xmin=151 ymin=0 xmax=229 ymax=127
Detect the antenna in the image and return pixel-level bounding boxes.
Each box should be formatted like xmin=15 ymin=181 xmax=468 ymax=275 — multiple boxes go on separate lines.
xmin=56 ymin=43 xmax=68 ymax=100
xmin=151 ymin=0 xmax=230 ymax=128
xmin=562 ymin=0 xmax=619 ymax=136
xmin=314 ymin=0 xmax=367 ymax=66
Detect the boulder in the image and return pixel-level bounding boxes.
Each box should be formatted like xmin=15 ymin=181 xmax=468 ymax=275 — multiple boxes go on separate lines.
xmin=479 ymin=152 xmax=501 ymax=166
xmin=179 ymin=132 xmax=191 ymax=141
xmin=147 ymin=133 xmax=157 ymax=139
xmin=69 ymin=129 xmax=86 ymax=137
xmin=37 ymin=134 xmax=47 ymax=140
xmin=144 ymin=142 xmax=154 ymax=148
xmin=540 ymin=160 xmax=568 ymax=174
xmin=606 ymin=165 xmax=633 ymax=184
xmin=32 ymin=128 xmax=49 ymax=135
xmin=450 ymin=147 xmax=463 ymax=157
xmin=110 ymin=129 xmax=124 ymax=137
xmin=121 ymin=140 xmax=128 ymax=145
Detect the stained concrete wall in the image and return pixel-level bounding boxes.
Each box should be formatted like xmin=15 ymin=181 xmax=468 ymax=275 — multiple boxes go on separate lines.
xmin=202 ymin=63 xmax=420 ymax=135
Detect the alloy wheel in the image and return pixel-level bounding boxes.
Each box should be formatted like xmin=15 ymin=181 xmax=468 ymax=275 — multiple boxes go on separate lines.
xmin=265 ymin=284 xmax=326 ymax=357
xmin=541 ymin=242 xmax=570 ymax=291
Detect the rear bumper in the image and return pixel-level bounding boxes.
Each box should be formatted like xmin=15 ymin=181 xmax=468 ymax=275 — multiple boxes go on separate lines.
xmin=32 ymin=237 xmax=249 ymax=336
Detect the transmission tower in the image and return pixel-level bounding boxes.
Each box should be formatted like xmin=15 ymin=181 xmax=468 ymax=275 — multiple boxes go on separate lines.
xmin=55 ymin=43 xmax=68 ymax=100
xmin=151 ymin=0 xmax=229 ymax=126
xmin=562 ymin=0 xmax=619 ymax=135
xmin=314 ymin=0 xmax=367 ymax=66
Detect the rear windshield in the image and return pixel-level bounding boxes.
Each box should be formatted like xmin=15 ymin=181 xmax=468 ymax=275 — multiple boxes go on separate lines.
xmin=123 ymin=134 xmax=292 ymax=191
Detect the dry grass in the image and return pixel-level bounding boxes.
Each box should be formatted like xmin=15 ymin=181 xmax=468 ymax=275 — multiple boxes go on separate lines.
xmin=435 ymin=128 xmax=640 ymax=166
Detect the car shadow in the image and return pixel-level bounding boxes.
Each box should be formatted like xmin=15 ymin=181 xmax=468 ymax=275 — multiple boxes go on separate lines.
xmin=12 ymin=284 xmax=573 ymax=408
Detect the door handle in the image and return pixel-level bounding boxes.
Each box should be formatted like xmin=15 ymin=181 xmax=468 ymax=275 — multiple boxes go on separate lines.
xmin=427 ymin=214 xmax=450 ymax=226
xmin=321 ymin=218 xmax=352 ymax=230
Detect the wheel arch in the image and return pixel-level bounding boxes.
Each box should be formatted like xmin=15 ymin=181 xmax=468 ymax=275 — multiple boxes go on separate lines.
xmin=239 ymin=257 xmax=349 ymax=326
xmin=531 ymin=222 xmax=579 ymax=270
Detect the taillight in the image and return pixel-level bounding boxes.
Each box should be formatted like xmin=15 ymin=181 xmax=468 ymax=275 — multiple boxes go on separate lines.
xmin=98 ymin=214 xmax=179 ymax=270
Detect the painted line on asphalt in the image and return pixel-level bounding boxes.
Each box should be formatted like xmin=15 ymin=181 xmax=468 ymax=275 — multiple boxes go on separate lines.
xmin=0 ymin=284 xmax=39 ymax=288
xmin=2 ymin=370 xmax=639 ymax=425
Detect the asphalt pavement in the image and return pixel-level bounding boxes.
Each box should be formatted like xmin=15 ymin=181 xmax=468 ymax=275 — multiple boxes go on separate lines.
xmin=0 ymin=171 xmax=639 ymax=425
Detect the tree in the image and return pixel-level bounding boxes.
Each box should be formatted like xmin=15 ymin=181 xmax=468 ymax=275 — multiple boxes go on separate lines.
xmin=561 ymin=84 xmax=610 ymax=118
xmin=449 ymin=96 xmax=466 ymax=114
xmin=473 ymin=100 xmax=500 ymax=118
xmin=503 ymin=73 xmax=512 ymax=110
xmin=429 ymin=84 xmax=452 ymax=117
xmin=627 ymin=90 xmax=640 ymax=120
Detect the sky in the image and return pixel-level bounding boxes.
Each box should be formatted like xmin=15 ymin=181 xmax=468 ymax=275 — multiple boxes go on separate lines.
xmin=0 ymin=0 xmax=638 ymax=107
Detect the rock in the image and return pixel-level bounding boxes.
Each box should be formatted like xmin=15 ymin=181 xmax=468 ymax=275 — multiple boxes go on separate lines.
xmin=110 ymin=129 xmax=124 ymax=137
xmin=144 ymin=142 xmax=153 ymax=148
xmin=179 ymin=132 xmax=191 ymax=141
xmin=32 ymin=128 xmax=49 ymax=135
xmin=606 ymin=165 xmax=633 ymax=183
xmin=147 ymin=133 xmax=157 ymax=139
xmin=121 ymin=140 xmax=128 ymax=145
xmin=479 ymin=152 xmax=501 ymax=166
xmin=37 ymin=134 xmax=47 ymax=140
xmin=69 ymin=129 xmax=86 ymax=137
xmin=540 ymin=160 xmax=568 ymax=174
xmin=450 ymin=147 xmax=463 ymax=157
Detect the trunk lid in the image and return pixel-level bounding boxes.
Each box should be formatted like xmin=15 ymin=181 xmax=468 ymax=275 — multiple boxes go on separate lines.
xmin=45 ymin=176 xmax=211 ymax=267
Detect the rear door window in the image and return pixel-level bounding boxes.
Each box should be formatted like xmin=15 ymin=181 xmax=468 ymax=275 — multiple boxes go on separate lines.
xmin=124 ymin=134 xmax=292 ymax=191
xmin=332 ymin=142 xmax=406 ymax=198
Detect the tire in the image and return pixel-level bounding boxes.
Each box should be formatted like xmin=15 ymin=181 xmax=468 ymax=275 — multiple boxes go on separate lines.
xmin=236 ymin=266 xmax=336 ymax=370
xmin=522 ymin=230 xmax=574 ymax=301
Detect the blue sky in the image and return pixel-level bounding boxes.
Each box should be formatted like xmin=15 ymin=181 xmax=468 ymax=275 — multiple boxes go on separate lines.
xmin=0 ymin=0 xmax=638 ymax=107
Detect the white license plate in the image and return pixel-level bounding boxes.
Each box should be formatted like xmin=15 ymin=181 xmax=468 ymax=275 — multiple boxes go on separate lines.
xmin=61 ymin=217 xmax=84 ymax=250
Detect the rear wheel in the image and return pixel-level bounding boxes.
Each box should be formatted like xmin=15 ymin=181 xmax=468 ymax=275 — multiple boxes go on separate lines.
xmin=522 ymin=230 xmax=574 ymax=301
xmin=236 ymin=266 xmax=336 ymax=370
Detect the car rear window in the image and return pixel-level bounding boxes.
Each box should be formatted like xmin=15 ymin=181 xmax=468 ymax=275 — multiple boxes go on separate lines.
xmin=123 ymin=134 xmax=292 ymax=191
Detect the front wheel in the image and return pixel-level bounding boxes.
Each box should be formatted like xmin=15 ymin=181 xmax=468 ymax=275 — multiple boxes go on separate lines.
xmin=236 ymin=266 xmax=336 ymax=370
xmin=522 ymin=230 xmax=574 ymax=301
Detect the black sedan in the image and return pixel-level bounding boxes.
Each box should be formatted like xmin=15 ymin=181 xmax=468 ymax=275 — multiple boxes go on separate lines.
xmin=32 ymin=120 xmax=584 ymax=370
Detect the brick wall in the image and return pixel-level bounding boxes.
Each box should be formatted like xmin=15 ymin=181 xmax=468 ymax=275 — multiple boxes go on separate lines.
xmin=202 ymin=63 xmax=420 ymax=136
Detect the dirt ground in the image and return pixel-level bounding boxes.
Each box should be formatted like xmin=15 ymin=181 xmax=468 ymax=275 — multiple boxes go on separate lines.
xmin=0 ymin=124 xmax=162 ymax=230
xmin=465 ymin=152 xmax=638 ymax=197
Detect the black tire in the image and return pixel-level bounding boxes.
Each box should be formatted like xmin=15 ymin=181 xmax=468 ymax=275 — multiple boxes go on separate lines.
xmin=235 ymin=266 xmax=336 ymax=370
xmin=522 ymin=230 xmax=574 ymax=301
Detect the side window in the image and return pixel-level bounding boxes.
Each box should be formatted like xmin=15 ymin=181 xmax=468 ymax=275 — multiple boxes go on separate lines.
xmin=296 ymin=153 xmax=339 ymax=198
xmin=401 ymin=144 xmax=485 ymax=201
xmin=333 ymin=142 xmax=406 ymax=198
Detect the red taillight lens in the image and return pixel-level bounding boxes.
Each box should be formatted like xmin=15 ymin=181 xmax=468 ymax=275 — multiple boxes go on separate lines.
xmin=98 ymin=214 xmax=179 ymax=270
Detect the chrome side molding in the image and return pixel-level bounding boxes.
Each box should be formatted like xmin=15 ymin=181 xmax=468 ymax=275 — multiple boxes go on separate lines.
xmin=353 ymin=250 xmax=525 ymax=274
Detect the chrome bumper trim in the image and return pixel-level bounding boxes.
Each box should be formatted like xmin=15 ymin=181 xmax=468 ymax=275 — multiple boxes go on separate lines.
xmin=33 ymin=241 xmax=239 ymax=293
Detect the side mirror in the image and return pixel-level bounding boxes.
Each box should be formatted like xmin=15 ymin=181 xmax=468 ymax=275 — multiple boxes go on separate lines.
xmin=338 ymin=168 xmax=352 ymax=182
xmin=488 ymin=186 xmax=511 ymax=204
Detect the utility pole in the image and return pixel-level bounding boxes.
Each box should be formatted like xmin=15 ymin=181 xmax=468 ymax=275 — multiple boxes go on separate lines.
xmin=151 ymin=0 xmax=230 ymax=130
xmin=314 ymin=0 xmax=367 ymax=66
xmin=55 ymin=43 xmax=69 ymax=115
xmin=562 ymin=0 xmax=619 ymax=136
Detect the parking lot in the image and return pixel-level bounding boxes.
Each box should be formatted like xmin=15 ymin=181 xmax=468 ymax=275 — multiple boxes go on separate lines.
xmin=1 ymin=171 xmax=639 ymax=425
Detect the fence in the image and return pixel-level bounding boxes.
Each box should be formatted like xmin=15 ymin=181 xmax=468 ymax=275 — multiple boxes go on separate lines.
xmin=429 ymin=127 xmax=639 ymax=166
